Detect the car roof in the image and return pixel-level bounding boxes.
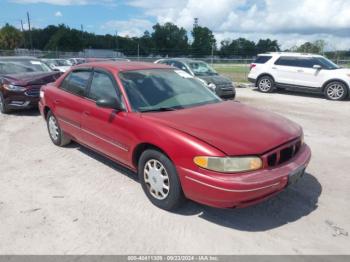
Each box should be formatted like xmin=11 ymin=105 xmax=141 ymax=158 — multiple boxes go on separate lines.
xmin=75 ymin=61 xmax=171 ymax=72
xmin=158 ymin=58 xmax=205 ymax=64
xmin=259 ymin=52 xmax=323 ymax=58
xmin=0 ymin=56 xmax=39 ymax=61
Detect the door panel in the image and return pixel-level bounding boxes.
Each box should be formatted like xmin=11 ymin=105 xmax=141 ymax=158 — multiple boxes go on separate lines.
xmin=80 ymin=70 xmax=132 ymax=166
xmin=53 ymin=69 xmax=92 ymax=140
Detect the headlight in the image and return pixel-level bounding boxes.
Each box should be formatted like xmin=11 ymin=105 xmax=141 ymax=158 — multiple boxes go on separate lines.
xmin=194 ymin=156 xmax=262 ymax=173
xmin=208 ymin=83 xmax=216 ymax=91
xmin=3 ymin=84 xmax=27 ymax=92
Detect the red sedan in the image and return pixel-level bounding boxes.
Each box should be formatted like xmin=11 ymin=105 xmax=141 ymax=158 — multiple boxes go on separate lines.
xmin=39 ymin=61 xmax=311 ymax=210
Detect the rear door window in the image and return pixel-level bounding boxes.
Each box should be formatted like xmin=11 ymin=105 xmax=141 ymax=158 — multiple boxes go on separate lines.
xmin=61 ymin=70 xmax=91 ymax=96
xmin=254 ymin=56 xmax=272 ymax=64
xmin=274 ymin=56 xmax=299 ymax=67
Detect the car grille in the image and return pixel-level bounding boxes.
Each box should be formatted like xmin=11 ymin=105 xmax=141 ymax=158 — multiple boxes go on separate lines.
xmin=263 ymin=138 xmax=302 ymax=168
xmin=217 ymin=83 xmax=233 ymax=91
xmin=25 ymin=85 xmax=41 ymax=97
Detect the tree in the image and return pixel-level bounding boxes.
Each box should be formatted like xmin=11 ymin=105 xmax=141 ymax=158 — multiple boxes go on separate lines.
xmin=45 ymin=25 xmax=83 ymax=51
xmin=296 ymin=41 xmax=321 ymax=54
xmin=151 ymin=22 xmax=189 ymax=56
xmin=256 ymin=39 xmax=280 ymax=54
xmin=229 ymin=38 xmax=256 ymax=56
xmin=0 ymin=23 xmax=23 ymax=49
xmin=191 ymin=25 xmax=216 ymax=57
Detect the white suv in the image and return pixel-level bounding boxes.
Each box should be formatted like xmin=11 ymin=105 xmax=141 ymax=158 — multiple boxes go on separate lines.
xmin=248 ymin=52 xmax=350 ymax=100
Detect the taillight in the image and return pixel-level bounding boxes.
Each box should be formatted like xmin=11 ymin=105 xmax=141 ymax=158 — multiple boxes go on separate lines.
xmin=250 ymin=64 xmax=256 ymax=71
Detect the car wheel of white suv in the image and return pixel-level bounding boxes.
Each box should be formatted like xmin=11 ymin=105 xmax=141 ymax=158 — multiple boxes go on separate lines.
xmin=324 ymin=81 xmax=348 ymax=101
xmin=257 ymin=76 xmax=274 ymax=93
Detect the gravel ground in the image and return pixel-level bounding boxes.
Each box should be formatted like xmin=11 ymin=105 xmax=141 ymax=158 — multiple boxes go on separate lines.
xmin=0 ymin=88 xmax=349 ymax=254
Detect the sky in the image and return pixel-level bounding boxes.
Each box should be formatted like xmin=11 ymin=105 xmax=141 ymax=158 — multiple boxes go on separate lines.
xmin=1 ymin=0 xmax=350 ymax=50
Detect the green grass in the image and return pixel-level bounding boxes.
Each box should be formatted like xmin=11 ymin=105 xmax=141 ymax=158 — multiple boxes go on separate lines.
xmin=213 ymin=64 xmax=250 ymax=83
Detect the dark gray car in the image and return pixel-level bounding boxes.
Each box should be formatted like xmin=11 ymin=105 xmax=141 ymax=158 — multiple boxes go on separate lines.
xmin=155 ymin=58 xmax=235 ymax=99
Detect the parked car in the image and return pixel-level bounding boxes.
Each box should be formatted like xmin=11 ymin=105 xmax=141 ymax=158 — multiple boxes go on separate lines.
xmin=0 ymin=57 xmax=62 ymax=114
xmin=39 ymin=61 xmax=311 ymax=210
xmin=155 ymin=58 xmax=236 ymax=99
xmin=68 ymin=58 xmax=86 ymax=65
xmin=42 ymin=59 xmax=72 ymax=72
xmin=108 ymin=57 xmax=131 ymax=62
xmin=248 ymin=52 xmax=350 ymax=100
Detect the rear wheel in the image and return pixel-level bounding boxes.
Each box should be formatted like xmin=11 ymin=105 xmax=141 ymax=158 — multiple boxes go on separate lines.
xmin=0 ymin=92 xmax=10 ymax=114
xmin=47 ymin=111 xmax=71 ymax=146
xmin=138 ymin=149 xmax=185 ymax=211
xmin=257 ymin=75 xmax=275 ymax=93
xmin=324 ymin=81 xmax=348 ymax=101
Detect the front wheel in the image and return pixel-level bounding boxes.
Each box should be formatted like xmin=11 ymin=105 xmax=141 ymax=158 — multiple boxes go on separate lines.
xmin=138 ymin=149 xmax=185 ymax=211
xmin=324 ymin=81 xmax=348 ymax=101
xmin=257 ymin=76 xmax=275 ymax=93
xmin=46 ymin=111 xmax=71 ymax=146
xmin=0 ymin=92 xmax=10 ymax=114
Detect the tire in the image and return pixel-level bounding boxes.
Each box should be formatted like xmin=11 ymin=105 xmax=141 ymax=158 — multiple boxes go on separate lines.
xmin=138 ymin=149 xmax=185 ymax=211
xmin=46 ymin=111 xmax=71 ymax=147
xmin=0 ymin=92 xmax=10 ymax=114
xmin=324 ymin=81 xmax=348 ymax=101
xmin=257 ymin=75 xmax=275 ymax=93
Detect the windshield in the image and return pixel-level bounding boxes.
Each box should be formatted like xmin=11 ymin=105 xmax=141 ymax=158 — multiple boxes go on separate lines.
xmin=314 ymin=57 xmax=340 ymax=70
xmin=188 ymin=61 xmax=218 ymax=76
xmin=0 ymin=59 xmax=52 ymax=75
xmin=119 ymin=69 xmax=221 ymax=112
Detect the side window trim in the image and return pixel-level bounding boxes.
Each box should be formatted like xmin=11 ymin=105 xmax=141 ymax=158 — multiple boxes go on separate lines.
xmin=59 ymin=68 xmax=93 ymax=98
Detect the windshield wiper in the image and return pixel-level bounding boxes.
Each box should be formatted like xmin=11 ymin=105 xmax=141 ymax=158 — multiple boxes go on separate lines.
xmin=139 ymin=107 xmax=180 ymax=112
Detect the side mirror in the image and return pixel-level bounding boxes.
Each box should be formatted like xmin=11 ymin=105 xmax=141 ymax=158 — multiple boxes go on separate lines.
xmin=96 ymin=97 xmax=123 ymax=111
xmin=313 ymin=65 xmax=322 ymax=70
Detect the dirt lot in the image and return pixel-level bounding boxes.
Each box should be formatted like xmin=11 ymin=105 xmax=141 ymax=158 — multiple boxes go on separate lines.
xmin=0 ymin=88 xmax=349 ymax=254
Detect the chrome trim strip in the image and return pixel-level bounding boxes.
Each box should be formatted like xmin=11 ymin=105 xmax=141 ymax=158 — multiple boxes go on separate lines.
xmin=81 ymin=127 xmax=128 ymax=152
xmin=58 ymin=117 xmax=128 ymax=152
xmin=58 ymin=117 xmax=80 ymax=129
xmin=185 ymin=176 xmax=280 ymax=193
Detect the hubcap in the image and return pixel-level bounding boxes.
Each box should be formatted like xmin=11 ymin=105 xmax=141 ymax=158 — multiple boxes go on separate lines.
xmin=259 ymin=78 xmax=272 ymax=92
xmin=327 ymin=83 xmax=345 ymax=100
xmin=48 ymin=116 xmax=59 ymax=141
xmin=144 ymin=159 xmax=170 ymax=200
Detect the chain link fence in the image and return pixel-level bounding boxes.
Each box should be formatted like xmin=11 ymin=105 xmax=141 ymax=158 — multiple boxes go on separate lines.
xmin=1 ymin=49 xmax=350 ymax=83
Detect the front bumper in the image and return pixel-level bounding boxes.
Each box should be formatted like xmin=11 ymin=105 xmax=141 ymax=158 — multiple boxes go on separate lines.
xmin=4 ymin=94 xmax=39 ymax=109
xmin=179 ymin=144 xmax=311 ymax=208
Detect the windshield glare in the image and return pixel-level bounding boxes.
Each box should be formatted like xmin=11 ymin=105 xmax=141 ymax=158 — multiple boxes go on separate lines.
xmin=120 ymin=69 xmax=221 ymax=112
xmin=188 ymin=62 xmax=218 ymax=76
xmin=314 ymin=57 xmax=339 ymax=70
xmin=0 ymin=60 xmax=52 ymax=74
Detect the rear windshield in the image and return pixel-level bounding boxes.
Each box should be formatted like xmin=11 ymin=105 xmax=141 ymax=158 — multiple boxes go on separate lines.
xmin=254 ymin=56 xmax=272 ymax=64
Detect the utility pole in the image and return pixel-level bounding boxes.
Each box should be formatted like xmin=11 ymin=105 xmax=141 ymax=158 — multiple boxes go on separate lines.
xmin=115 ymin=31 xmax=118 ymax=56
xmin=26 ymin=12 xmax=33 ymax=50
xmin=20 ymin=19 xmax=26 ymax=49
xmin=137 ymin=43 xmax=140 ymax=61
xmin=211 ymin=44 xmax=214 ymax=65
xmin=81 ymin=24 xmax=84 ymax=49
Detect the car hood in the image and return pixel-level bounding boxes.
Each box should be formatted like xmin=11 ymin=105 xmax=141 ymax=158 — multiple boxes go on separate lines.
xmin=2 ymin=71 xmax=62 ymax=86
xmin=141 ymin=101 xmax=302 ymax=156
xmin=197 ymin=75 xmax=233 ymax=85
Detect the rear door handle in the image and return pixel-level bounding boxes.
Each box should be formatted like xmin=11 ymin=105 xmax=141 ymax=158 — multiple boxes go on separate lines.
xmin=297 ymin=69 xmax=304 ymax=72
xmin=54 ymin=99 xmax=61 ymax=104
xmin=272 ymin=67 xmax=277 ymax=69
xmin=83 ymin=111 xmax=90 ymax=116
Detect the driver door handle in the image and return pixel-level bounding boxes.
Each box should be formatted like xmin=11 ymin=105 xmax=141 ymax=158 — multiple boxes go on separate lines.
xmin=83 ymin=111 xmax=90 ymax=116
xmin=297 ymin=69 xmax=304 ymax=72
xmin=54 ymin=99 xmax=61 ymax=104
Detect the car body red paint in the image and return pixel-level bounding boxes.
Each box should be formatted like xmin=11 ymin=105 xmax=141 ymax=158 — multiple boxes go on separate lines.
xmin=39 ymin=61 xmax=311 ymax=209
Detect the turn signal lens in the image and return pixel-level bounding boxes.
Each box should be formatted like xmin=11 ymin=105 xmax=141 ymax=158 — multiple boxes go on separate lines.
xmin=193 ymin=156 xmax=262 ymax=173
